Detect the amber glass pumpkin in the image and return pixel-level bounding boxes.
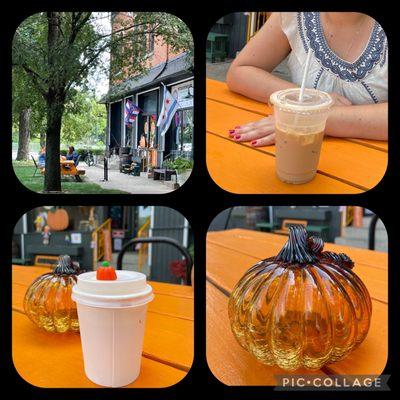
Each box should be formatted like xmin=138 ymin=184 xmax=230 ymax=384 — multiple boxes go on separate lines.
xmin=228 ymin=225 xmax=372 ymax=371
xmin=24 ymin=255 xmax=80 ymax=333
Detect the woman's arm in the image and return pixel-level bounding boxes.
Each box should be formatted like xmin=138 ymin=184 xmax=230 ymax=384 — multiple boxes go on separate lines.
xmin=326 ymin=103 xmax=388 ymax=140
xmin=226 ymin=13 xmax=294 ymax=103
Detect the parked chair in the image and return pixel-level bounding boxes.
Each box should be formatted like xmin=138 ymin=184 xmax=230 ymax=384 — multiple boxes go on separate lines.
xmin=116 ymin=236 xmax=194 ymax=285
xmin=31 ymin=155 xmax=44 ymax=177
xmin=368 ymin=214 xmax=380 ymax=250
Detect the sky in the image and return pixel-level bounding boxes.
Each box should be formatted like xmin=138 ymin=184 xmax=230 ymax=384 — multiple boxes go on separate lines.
xmin=87 ymin=13 xmax=112 ymax=99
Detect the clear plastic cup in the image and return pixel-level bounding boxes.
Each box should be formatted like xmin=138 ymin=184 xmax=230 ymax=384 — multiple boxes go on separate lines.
xmin=270 ymin=88 xmax=333 ymax=184
xmin=72 ymin=270 xmax=154 ymax=387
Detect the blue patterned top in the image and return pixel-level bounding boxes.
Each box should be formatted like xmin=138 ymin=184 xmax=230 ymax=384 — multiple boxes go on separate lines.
xmin=281 ymin=12 xmax=388 ymax=104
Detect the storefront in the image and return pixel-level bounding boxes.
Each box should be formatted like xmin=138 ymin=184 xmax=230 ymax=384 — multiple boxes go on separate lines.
xmin=101 ymin=53 xmax=194 ymax=170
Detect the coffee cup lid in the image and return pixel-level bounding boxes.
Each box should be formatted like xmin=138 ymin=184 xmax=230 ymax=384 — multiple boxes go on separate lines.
xmin=72 ymin=271 xmax=153 ymax=308
xmin=270 ymin=88 xmax=333 ymax=113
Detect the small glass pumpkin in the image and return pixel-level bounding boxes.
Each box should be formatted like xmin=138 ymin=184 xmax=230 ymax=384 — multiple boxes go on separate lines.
xmin=228 ymin=225 xmax=372 ymax=371
xmin=24 ymin=255 xmax=80 ymax=333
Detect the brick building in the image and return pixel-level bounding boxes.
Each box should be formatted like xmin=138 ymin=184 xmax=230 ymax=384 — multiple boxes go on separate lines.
xmin=100 ymin=12 xmax=194 ymax=170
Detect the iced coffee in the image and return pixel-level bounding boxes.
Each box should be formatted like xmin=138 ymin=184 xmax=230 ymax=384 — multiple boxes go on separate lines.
xmin=270 ymin=88 xmax=333 ymax=184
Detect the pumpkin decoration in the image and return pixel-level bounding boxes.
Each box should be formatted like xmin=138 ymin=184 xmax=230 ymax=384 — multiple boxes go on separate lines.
xmin=228 ymin=225 xmax=372 ymax=371
xmin=46 ymin=208 xmax=69 ymax=231
xmin=24 ymin=255 xmax=80 ymax=333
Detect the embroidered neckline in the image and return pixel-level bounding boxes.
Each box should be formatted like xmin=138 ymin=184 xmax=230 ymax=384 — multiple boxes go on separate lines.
xmin=300 ymin=12 xmax=386 ymax=82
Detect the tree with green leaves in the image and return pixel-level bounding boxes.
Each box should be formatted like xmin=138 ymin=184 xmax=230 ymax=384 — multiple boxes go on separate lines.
xmin=61 ymin=91 xmax=107 ymax=145
xmin=12 ymin=67 xmax=47 ymax=160
xmin=13 ymin=12 xmax=193 ymax=192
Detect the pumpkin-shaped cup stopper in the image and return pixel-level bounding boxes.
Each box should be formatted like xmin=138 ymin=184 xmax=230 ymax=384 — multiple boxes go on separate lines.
xmin=228 ymin=225 xmax=372 ymax=371
xmin=23 ymin=255 xmax=80 ymax=333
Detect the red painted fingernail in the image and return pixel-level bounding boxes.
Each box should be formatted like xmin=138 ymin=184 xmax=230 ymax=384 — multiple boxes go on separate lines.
xmin=235 ymin=135 xmax=241 ymax=139
xmin=251 ymin=140 xmax=257 ymax=145
xmin=229 ymin=129 xmax=235 ymax=134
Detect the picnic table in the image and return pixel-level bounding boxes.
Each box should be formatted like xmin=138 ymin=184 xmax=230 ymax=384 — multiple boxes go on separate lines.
xmin=60 ymin=159 xmax=85 ymax=181
xmin=206 ymin=79 xmax=388 ymax=193
xmin=206 ymin=229 xmax=388 ymax=385
xmin=12 ymin=265 xmax=193 ymax=388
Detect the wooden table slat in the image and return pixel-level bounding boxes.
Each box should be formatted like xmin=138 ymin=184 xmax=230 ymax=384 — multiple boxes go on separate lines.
xmin=206 ymin=78 xmax=271 ymax=116
xmin=12 ymin=311 xmax=186 ymax=388
xmin=206 ymin=242 xmax=387 ymax=304
xmin=207 ymin=99 xmax=387 ymax=190
xmin=207 ymin=134 xmax=360 ymax=194
xmin=207 ymin=230 xmax=387 ymax=270
xmin=13 ymin=282 xmax=194 ymax=321
xmin=206 ymin=78 xmax=388 ymax=153
xmin=12 ymin=265 xmax=193 ymax=387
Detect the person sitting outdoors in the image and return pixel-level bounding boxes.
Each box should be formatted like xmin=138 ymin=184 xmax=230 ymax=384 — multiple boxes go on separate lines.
xmin=38 ymin=146 xmax=46 ymax=168
xmin=226 ymin=12 xmax=388 ymax=146
xmin=66 ymin=146 xmax=79 ymax=165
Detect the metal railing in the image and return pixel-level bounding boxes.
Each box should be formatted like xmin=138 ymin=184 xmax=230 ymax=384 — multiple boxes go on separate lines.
xmin=137 ymin=217 xmax=151 ymax=272
xmin=92 ymin=218 xmax=112 ymax=270
xmin=246 ymin=12 xmax=269 ymax=42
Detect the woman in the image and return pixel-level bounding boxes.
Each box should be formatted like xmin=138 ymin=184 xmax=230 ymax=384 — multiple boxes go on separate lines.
xmin=38 ymin=146 xmax=46 ymax=168
xmin=66 ymin=146 xmax=79 ymax=165
xmin=227 ymin=12 xmax=388 ymax=146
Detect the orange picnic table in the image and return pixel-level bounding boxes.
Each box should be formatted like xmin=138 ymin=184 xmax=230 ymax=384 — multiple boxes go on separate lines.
xmin=206 ymin=79 xmax=388 ymax=194
xmin=12 ymin=265 xmax=193 ymax=388
xmin=206 ymin=229 xmax=388 ymax=385
xmin=60 ymin=159 xmax=86 ymax=181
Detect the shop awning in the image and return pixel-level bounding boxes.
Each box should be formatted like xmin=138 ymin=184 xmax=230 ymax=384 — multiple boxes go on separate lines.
xmin=99 ymin=52 xmax=192 ymax=104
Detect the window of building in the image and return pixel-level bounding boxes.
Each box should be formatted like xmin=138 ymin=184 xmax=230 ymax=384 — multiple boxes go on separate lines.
xmin=147 ymin=32 xmax=155 ymax=55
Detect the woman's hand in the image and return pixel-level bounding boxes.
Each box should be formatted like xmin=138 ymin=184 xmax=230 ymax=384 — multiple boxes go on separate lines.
xmin=228 ymin=115 xmax=276 ymax=147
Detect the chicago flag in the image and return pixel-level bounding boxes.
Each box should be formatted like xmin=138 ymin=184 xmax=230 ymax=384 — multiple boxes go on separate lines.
xmin=157 ymin=86 xmax=179 ymax=136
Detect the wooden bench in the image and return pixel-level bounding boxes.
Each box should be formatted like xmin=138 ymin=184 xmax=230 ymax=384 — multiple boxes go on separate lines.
xmin=255 ymin=222 xmax=278 ymax=232
xmin=206 ymin=32 xmax=229 ymax=62
xmin=153 ymin=168 xmax=176 ymax=181
xmin=273 ymin=218 xmax=329 ymax=238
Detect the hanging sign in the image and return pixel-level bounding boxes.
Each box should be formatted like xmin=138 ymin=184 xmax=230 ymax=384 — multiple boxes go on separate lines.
xmin=171 ymin=80 xmax=194 ymax=109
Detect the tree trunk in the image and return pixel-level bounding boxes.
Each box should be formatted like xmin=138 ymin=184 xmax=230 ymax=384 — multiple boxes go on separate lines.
xmin=16 ymin=108 xmax=31 ymax=161
xmin=44 ymin=95 xmax=64 ymax=192
xmin=43 ymin=12 xmax=64 ymax=193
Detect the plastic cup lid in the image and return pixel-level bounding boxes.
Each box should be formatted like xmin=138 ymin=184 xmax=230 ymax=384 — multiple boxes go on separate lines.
xmin=72 ymin=270 xmax=153 ymax=308
xmin=270 ymin=88 xmax=333 ymax=113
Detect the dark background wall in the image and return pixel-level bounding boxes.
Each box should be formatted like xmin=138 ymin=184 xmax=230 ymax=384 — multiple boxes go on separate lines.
xmin=210 ymin=13 xmax=248 ymax=58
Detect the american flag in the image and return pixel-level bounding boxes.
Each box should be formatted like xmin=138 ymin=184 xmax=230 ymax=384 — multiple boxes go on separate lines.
xmin=157 ymin=86 xmax=179 ymax=136
xmin=125 ymin=99 xmax=141 ymax=126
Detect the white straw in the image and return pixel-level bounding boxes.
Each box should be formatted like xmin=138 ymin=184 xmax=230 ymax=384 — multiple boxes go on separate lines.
xmin=299 ymin=48 xmax=312 ymax=102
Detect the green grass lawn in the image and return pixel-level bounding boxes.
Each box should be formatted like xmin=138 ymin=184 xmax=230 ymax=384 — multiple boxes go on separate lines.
xmin=13 ymin=161 xmax=128 ymax=194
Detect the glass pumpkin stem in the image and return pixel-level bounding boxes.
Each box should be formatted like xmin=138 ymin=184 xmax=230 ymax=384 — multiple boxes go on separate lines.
xmin=54 ymin=255 xmax=77 ymax=275
xmin=320 ymin=251 xmax=355 ymax=269
xmin=275 ymin=225 xmax=317 ymax=264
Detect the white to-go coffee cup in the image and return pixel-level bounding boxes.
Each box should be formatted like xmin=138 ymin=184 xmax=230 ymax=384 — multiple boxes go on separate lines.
xmin=72 ymin=270 xmax=154 ymax=387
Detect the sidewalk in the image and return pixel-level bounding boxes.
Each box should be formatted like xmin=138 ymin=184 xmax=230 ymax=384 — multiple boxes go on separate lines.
xmin=84 ymin=166 xmax=174 ymax=194
xmin=206 ymin=60 xmax=233 ymax=82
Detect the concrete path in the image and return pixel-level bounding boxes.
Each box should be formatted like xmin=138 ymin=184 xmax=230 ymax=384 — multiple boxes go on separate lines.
xmin=83 ymin=166 xmax=174 ymax=194
xmin=206 ymin=60 xmax=233 ymax=82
